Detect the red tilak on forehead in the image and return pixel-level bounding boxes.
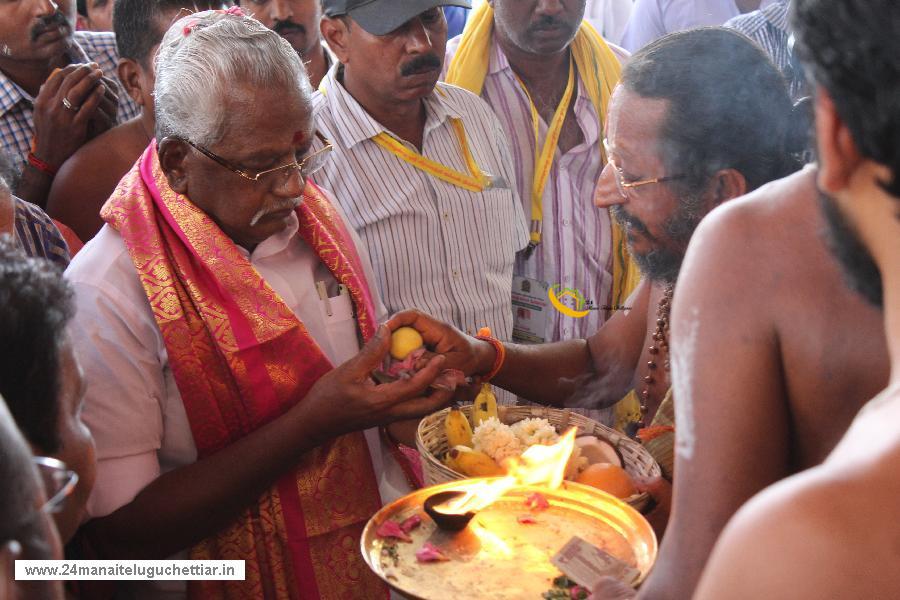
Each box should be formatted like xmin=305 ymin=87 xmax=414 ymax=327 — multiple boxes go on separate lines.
xmin=292 ymin=131 xmax=306 ymax=145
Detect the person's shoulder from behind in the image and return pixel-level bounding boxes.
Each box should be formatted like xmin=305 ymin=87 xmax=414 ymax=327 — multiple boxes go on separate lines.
xmin=688 ymin=167 xmax=816 ymax=267
xmin=695 ymin=403 xmax=900 ymax=600
xmin=47 ymin=125 xmax=140 ymax=242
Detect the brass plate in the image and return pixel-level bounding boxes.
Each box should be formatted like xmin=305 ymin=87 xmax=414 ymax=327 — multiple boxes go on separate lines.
xmin=361 ymin=479 xmax=657 ymax=600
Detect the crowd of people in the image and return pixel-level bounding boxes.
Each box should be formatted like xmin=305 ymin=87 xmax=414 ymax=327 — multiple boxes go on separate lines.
xmin=0 ymin=0 xmax=897 ymax=599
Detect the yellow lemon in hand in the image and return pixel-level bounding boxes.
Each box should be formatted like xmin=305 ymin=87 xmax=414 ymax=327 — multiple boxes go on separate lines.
xmin=390 ymin=327 xmax=424 ymax=360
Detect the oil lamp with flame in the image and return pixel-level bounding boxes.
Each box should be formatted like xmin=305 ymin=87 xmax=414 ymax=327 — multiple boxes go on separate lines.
xmin=424 ymin=428 xmax=578 ymax=531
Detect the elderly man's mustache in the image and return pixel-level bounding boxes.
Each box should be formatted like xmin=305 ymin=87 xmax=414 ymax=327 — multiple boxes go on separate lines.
xmin=31 ymin=11 xmax=69 ymax=41
xmin=273 ymin=20 xmax=305 ymax=36
xmin=400 ymin=54 xmax=442 ymax=77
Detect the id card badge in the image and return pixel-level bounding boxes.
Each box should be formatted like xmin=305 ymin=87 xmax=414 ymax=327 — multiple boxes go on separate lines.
xmin=512 ymin=275 xmax=549 ymax=344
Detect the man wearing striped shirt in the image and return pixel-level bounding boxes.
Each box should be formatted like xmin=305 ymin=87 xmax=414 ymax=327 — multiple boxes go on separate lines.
xmin=445 ymin=1 xmax=640 ymax=347
xmin=314 ymin=1 xmax=529 ymax=363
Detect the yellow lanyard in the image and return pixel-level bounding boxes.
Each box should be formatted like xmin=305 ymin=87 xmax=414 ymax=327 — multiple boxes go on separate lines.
xmin=371 ymin=118 xmax=493 ymax=193
xmin=516 ymin=58 xmax=576 ymax=253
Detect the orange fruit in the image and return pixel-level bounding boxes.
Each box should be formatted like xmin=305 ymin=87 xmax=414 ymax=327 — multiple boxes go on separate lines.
xmin=575 ymin=463 xmax=636 ymax=499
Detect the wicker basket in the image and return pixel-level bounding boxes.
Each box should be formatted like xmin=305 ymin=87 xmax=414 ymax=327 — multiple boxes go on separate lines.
xmin=416 ymin=404 xmax=662 ymax=512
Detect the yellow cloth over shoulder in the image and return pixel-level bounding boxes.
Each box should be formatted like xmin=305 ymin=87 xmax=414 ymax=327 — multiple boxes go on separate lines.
xmin=446 ymin=3 xmax=640 ymax=309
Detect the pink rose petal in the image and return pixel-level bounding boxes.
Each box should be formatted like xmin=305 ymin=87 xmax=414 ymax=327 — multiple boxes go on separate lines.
xmin=375 ymin=520 xmax=411 ymax=543
xmin=525 ymin=492 xmax=550 ymax=511
xmin=415 ymin=541 xmax=449 ymax=563
xmin=571 ymin=585 xmax=589 ymax=599
xmin=517 ymin=515 xmax=537 ymax=524
xmin=400 ymin=514 xmax=422 ymax=533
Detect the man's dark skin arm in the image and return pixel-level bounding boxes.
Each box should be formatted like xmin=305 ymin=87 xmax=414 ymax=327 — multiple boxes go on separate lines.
xmin=83 ymin=325 xmax=454 ymax=560
xmin=391 ymin=280 xmax=650 ymax=408
xmin=15 ymin=64 xmax=116 ymax=208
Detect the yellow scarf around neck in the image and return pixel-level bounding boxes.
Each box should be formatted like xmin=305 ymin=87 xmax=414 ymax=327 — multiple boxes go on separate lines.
xmin=446 ymin=3 xmax=640 ymax=310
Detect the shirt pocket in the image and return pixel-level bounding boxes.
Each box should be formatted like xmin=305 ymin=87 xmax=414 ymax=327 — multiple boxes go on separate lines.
xmin=472 ymin=187 xmax=529 ymax=271
xmin=318 ymin=287 xmax=362 ymax=363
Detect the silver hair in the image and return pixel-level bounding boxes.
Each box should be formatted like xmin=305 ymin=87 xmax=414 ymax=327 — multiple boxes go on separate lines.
xmin=154 ymin=10 xmax=314 ymax=146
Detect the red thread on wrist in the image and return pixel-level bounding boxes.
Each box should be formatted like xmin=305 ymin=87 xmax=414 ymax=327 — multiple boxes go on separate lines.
xmin=475 ymin=326 xmax=505 ymax=382
xmin=27 ymin=152 xmax=58 ymax=177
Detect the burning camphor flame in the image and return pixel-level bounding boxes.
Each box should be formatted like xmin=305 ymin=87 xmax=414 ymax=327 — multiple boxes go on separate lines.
xmin=438 ymin=428 xmax=578 ymax=515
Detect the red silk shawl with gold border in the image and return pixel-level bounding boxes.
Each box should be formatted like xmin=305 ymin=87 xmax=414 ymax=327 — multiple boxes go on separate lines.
xmin=101 ymin=144 xmax=387 ymax=599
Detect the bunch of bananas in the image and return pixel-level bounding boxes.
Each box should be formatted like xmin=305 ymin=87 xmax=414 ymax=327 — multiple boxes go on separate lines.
xmin=442 ymin=385 xmax=504 ymax=477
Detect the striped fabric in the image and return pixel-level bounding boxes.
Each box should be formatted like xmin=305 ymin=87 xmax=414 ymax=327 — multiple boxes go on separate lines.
xmin=13 ymin=196 xmax=70 ymax=268
xmin=725 ymin=1 xmax=805 ymax=100
xmin=445 ymin=36 xmax=616 ymax=343
xmin=311 ymin=69 xmax=529 ymax=356
xmin=0 ymin=31 xmax=139 ymax=167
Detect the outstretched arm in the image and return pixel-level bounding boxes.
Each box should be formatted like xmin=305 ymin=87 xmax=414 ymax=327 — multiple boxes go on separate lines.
xmin=389 ymin=281 xmax=649 ymax=407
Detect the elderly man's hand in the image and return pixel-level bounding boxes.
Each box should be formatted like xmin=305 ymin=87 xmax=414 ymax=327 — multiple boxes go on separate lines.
xmin=301 ymin=325 xmax=456 ymax=437
xmin=387 ymin=310 xmax=497 ymax=378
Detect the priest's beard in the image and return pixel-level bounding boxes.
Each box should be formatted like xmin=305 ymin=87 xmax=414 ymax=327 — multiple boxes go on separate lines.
xmin=611 ymin=192 xmax=705 ymax=284
xmin=818 ymin=190 xmax=883 ymax=307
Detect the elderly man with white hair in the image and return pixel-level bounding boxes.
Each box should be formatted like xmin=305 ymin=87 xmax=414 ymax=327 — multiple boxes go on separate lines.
xmin=66 ymin=8 xmax=457 ymax=598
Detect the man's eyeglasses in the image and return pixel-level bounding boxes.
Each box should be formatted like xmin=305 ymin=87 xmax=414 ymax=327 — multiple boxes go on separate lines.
xmin=34 ymin=456 xmax=78 ymax=514
xmin=603 ymin=139 xmax=685 ymax=200
xmin=180 ymin=131 xmax=333 ymax=185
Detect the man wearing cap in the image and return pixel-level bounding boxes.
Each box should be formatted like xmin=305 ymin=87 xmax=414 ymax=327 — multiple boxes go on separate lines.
xmin=444 ymin=1 xmax=638 ymax=358
xmin=315 ymin=0 xmax=529 ymax=410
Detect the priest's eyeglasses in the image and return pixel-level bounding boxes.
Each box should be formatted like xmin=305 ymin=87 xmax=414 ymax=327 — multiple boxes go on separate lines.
xmin=603 ymin=139 xmax=685 ymax=200
xmin=34 ymin=456 xmax=79 ymax=514
xmin=182 ymin=131 xmax=333 ymax=184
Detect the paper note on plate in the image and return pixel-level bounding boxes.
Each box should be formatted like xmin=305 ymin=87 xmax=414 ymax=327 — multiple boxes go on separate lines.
xmin=551 ymin=536 xmax=641 ymax=590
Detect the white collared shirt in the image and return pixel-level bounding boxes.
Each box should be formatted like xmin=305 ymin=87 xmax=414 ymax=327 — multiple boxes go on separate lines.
xmin=311 ymin=70 xmax=529 ymax=346
xmin=67 ymin=198 xmax=407 ymax=597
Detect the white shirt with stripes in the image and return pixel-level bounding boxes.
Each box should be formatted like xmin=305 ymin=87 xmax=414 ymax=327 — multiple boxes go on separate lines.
xmin=311 ymin=70 xmax=529 ymax=369
xmin=445 ymin=36 xmax=625 ymax=343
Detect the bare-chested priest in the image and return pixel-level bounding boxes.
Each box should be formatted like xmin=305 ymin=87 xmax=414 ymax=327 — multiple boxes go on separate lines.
xmin=693 ymin=0 xmax=900 ymax=596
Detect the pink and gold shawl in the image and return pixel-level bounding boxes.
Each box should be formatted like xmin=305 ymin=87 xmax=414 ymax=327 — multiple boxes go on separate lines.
xmin=102 ymin=143 xmax=387 ymax=599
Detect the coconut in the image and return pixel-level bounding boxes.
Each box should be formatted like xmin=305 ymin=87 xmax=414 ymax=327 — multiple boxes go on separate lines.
xmin=574 ymin=435 xmax=623 ymax=467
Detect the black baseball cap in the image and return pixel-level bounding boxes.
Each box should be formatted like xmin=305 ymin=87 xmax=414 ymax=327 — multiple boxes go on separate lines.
xmin=322 ymin=0 xmax=472 ymax=36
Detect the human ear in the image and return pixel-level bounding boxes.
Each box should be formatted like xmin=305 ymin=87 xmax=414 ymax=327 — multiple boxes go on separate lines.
xmin=814 ymin=86 xmax=862 ymax=195
xmin=708 ymin=168 xmax=747 ymax=208
xmin=321 ymin=17 xmax=351 ymax=64
xmin=117 ymin=58 xmax=145 ymax=106
xmin=157 ymin=138 xmax=191 ymax=195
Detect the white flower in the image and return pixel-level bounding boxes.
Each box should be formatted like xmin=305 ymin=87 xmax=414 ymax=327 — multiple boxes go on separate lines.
xmin=473 ymin=417 xmax=523 ymax=464
xmin=510 ymin=418 xmax=559 ymax=446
